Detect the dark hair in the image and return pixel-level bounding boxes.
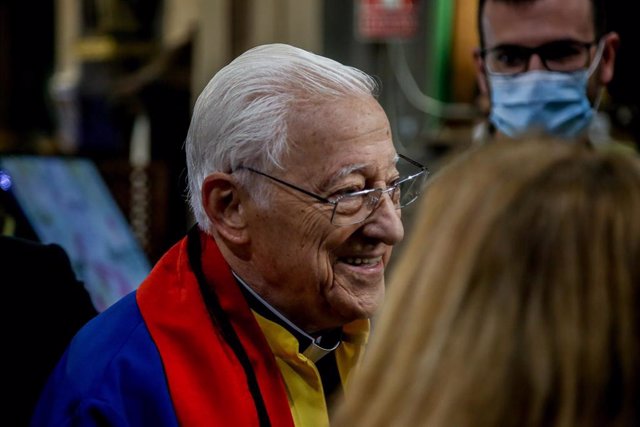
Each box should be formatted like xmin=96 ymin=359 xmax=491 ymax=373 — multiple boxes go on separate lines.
xmin=477 ymin=0 xmax=607 ymax=48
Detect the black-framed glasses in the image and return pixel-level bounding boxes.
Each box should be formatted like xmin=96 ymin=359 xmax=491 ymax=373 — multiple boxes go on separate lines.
xmin=236 ymin=154 xmax=428 ymax=226
xmin=480 ymin=39 xmax=598 ymax=75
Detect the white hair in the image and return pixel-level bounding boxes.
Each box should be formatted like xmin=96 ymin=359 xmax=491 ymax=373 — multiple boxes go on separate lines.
xmin=185 ymin=43 xmax=379 ymax=232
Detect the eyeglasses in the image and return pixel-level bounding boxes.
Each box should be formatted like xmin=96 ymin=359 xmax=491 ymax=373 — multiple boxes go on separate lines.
xmin=480 ymin=39 xmax=598 ymax=75
xmin=237 ymin=154 xmax=428 ymax=226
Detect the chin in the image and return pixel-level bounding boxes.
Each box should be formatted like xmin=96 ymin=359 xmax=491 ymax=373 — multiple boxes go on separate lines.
xmin=334 ymin=290 xmax=384 ymax=324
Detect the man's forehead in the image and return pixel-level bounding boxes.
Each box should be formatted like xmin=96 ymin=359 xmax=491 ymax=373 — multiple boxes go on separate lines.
xmin=339 ymin=155 xmax=398 ymax=175
xmin=320 ymin=154 xmax=399 ymax=186
xmin=290 ymin=94 xmax=387 ymax=133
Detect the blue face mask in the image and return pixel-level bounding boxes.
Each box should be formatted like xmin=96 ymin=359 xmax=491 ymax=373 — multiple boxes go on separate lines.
xmin=487 ymin=41 xmax=604 ymax=139
xmin=489 ymin=70 xmax=595 ymax=138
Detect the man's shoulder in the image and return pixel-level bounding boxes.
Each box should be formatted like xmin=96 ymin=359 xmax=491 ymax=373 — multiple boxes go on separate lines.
xmin=69 ymin=293 xmax=154 ymax=374
xmin=32 ymin=294 xmax=178 ymax=426
xmin=1 ymin=236 xmax=75 ymax=279
xmin=2 ymin=235 xmax=97 ymax=341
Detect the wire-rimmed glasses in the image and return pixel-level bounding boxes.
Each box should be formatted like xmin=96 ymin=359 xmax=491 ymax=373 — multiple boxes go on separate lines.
xmin=480 ymin=39 xmax=598 ymax=75
xmin=237 ymin=154 xmax=428 ymax=226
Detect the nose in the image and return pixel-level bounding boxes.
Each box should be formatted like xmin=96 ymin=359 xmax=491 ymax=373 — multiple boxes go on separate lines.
xmin=361 ymin=193 xmax=404 ymax=245
xmin=527 ymin=52 xmax=546 ymax=71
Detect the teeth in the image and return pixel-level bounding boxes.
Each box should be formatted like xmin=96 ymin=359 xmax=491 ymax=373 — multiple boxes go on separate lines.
xmin=344 ymin=257 xmax=382 ymax=266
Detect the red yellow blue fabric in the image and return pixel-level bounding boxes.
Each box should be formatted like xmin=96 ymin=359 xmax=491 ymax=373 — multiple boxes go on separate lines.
xmin=31 ymin=230 xmax=295 ymax=427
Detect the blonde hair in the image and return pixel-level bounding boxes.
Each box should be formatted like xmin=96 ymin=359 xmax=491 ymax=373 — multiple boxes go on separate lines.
xmin=333 ymin=140 xmax=640 ymax=427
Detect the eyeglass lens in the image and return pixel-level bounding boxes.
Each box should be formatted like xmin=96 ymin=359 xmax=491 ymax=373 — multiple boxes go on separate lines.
xmin=331 ymin=169 xmax=426 ymax=226
xmin=485 ymin=40 xmax=592 ymax=74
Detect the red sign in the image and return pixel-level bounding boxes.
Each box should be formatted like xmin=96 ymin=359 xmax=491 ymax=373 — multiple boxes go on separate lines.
xmin=357 ymin=0 xmax=419 ymax=40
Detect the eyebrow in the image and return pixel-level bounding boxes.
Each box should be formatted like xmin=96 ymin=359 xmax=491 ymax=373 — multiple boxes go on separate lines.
xmin=489 ymin=38 xmax=588 ymax=50
xmin=324 ymin=155 xmax=400 ymax=189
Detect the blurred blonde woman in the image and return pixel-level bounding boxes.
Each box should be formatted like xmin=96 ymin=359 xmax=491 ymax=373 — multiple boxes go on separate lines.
xmin=333 ymin=140 xmax=640 ymax=427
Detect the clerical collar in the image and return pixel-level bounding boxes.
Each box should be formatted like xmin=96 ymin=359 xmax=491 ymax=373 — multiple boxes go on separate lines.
xmin=233 ymin=272 xmax=341 ymax=362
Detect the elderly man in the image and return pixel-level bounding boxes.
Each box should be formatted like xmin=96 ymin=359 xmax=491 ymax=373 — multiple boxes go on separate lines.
xmin=31 ymin=44 xmax=427 ymax=426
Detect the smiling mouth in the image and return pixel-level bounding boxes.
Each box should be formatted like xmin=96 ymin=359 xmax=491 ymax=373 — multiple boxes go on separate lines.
xmin=341 ymin=256 xmax=383 ymax=266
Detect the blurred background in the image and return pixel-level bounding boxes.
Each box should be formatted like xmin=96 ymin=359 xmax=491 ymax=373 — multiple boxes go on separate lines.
xmin=0 ymin=0 xmax=637 ymax=308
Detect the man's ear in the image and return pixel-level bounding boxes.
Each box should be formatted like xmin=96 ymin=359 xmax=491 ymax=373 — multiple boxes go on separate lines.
xmin=473 ymin=47 xmax=489 ymax=96
xmin=201 ymin=173 xmax=249 ymax=244
xmin=597 ymin=31 xmax=620 ymax=85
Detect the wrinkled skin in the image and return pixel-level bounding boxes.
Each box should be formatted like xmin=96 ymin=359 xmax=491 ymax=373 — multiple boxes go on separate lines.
xmin=237 ymin=96 xmax=404 ymax=333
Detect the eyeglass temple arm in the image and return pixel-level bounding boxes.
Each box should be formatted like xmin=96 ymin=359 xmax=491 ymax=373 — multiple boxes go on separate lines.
xmin=237 ymin=166 xmax=333 ymax=204
xmin=398 ymin=153 xmax=427 ymax=171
